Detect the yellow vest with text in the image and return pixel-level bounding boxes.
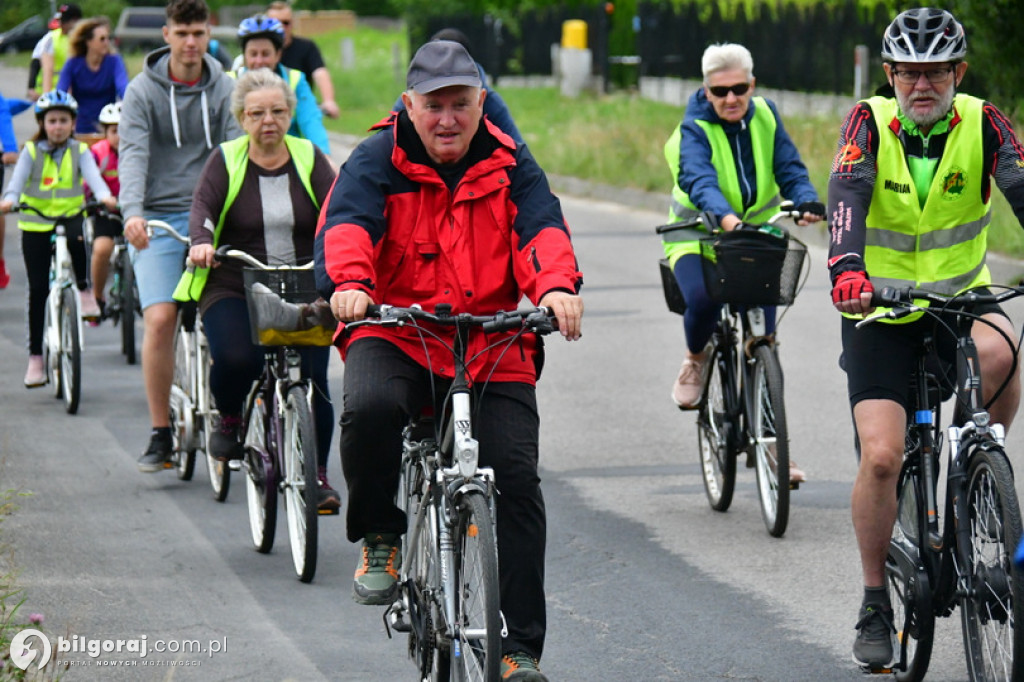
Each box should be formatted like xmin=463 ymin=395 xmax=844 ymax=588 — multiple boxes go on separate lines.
xmin=173 ymin=134 xmax=318 ymax=302
xmin=17 ymin=141 xmax=88 ymax=232
xmin=861 ymin=94 xmax=990 ymax=323
xmin=34 ymin=28 xmax=70 ymax=90
xmin=662 ymin=96 xmax=782 ymax=266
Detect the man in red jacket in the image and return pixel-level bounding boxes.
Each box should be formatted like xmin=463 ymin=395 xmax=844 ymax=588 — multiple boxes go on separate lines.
xmin=315 ymin=40 xmax=582 ymax=682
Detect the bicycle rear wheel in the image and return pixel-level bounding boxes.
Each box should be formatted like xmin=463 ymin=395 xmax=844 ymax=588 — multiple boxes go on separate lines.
xmin=284 ymin=385 xmax=318 ymax=583
xmin=59 ymin=287 xmax=81 ymax=414
xmin=243 ymin=391 xmax=276 ymax=554
xmin=447 ymin=492 xmax=501 ymax=682
xmin=887 ymin=459 xmax=934 ymax=681
xmin=119 ymin=258 xmax=137 ymax=365
xmin=404 ymin=486 xmax=447 ymax=680
xmin=961 ymin=447 xmax=1024 ymax=682
xmin=698 ymin=342 xmax=736 ymax=511
xmin=750 ymin=345 xmax=790 ymax=537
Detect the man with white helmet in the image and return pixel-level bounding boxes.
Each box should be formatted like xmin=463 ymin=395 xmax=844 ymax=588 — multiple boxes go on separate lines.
xmin=827 ymin=7 xmax=1024 ymax=670
xmin=88 ymin=101 xmax=122 ymax=318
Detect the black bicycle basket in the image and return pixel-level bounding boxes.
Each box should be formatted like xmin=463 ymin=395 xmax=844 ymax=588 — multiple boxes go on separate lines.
xmin=242 ymin=268 xmax=335 ymax=347
xmin=700 ymin=230 xmax=806 ymax=305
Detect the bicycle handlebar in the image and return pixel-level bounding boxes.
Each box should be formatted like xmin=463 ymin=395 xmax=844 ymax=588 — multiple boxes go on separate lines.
xmin=353 ymin=303 xmax=558 ymax=335
xmin=213 ymin=245 xmax=314 ymax=271
xmin=145 ymin=220 xmax=187 ymax=244
xmin=857 ymin=285 xmax=1024 ymax=328
xmin=11 ymin=201 xmax=111 ymax=222
xmin=654 ymin=200 xmax=815 ymax=237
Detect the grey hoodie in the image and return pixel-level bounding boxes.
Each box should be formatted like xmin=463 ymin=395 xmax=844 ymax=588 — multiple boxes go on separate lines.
xmin=119 ymin=47 xmax=242 ymax=220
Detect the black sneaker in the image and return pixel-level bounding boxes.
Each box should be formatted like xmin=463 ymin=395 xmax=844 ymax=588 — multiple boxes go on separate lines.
xmin=853 ymin=603 xmax=897 ymax=669
xmin=209 ymin=415 xmax=243 ymax=462
xmin=137 ymin=433 xmax=173 ymax=473
xmin=317 ymin=466 xmax=341 ymax=515
xmin=500 ymin=651 xmax=549 ymax=682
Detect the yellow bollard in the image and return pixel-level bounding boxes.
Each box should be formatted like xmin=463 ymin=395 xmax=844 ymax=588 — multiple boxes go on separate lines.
xmin=561 ymin=19 xmax=587 ymax=49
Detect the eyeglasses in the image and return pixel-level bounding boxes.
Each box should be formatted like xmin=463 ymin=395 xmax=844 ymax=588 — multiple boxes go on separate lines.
xmin=707 ymin=82 xmax=750 ymax=98
xmin=279 ymin=20 xmax=291 ymax=26
xmin=891 ymin=66 xmax=955 ymax=84
xmin=244 ymin=107 xmax=291 ymax=123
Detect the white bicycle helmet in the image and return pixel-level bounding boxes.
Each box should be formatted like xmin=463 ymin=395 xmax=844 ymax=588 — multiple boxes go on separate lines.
xmin=881 ymin=8 xmax=966 ymax=63
xmin=98 ymin=101 xmax=121 ymax=125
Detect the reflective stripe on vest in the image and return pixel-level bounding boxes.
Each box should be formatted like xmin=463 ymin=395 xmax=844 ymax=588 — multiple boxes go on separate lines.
xmin=173 ymin=134 xmax=318 ymax=301
xmin=858 ymin=94 xmax=990 ymax=323
xmin=662 ymin=97 xmax=781 ymax=266
xmin=18 ymin=141 xmax=87 ymax=232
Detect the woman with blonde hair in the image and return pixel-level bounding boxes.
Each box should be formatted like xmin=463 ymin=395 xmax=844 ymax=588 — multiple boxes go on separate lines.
xmin=58 ymin=16 xmax=128 ymax=136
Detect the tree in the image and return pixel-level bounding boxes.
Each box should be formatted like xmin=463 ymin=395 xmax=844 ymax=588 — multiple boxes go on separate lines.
xmin=952 ymin=0 xmax=1024 ymax=113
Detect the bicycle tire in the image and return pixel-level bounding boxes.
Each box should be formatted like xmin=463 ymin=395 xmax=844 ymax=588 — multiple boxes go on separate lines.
xmin=448 ymin=492 xmax=501 ymax=682
xmin=59 ymin=287 xmax=81 ymax=414
xmin=243 ymin=391 xmax=276 ymax=553
xmin=887 ymin=459 xmax=934 ymax=681
xmin=284 ymin=385 xmax=318 ymax=583
xmin=404 ymin=480 xmax=445 ymax=680
xmin=960 ymin=446 xmax=1024 ymax=682
xmin=750 ymin=345 xmax=790 ymax=537
xmin=120 ymin=258 xmax=137 ymax=365
xmin=698 ymin=341 xmax=736 ymax=511
xmin=44 ymin=293 xmax=60 ymax=397
xmin=170 ymin=322 xmax=196 ymax=481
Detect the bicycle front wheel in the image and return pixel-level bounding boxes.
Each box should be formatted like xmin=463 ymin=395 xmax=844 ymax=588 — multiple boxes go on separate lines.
xmin=887 ymin=459 xmax=934 ymax=681
xmin=284 ymin=385 xmax=318 ymax=583
xmin=170 ymin=322 xmax=196 ymax=481
xmin=446 ymin=492 xmax=501 ymax=682
xmin=698 ymin=343 xmax=736 ymax=511
xmin=120 ymin=258 xmax=137 ymax=365
xmin=243 ymin=391 xmax=276 ymax=553
xmin=59 ymin=287 xmax=81 ymax=414
xmin=961 ymin=447 xmax=1024 ymax=682
xmin=750 ymin=345 xmax=790 ymax=537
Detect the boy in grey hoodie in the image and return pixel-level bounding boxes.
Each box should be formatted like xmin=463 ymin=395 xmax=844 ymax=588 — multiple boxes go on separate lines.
xmin=120 ymin=0 xmax=243 ymax=472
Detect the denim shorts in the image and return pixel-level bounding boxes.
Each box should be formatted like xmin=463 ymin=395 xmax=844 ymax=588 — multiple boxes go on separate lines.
xmin=130 ymin=211 xmax=189 ymax=310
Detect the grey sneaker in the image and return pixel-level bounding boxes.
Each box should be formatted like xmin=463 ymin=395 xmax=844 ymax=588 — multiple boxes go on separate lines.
xmin=853 ymin=603 xmax=896 ymax=669
xmin=501 ymin=651 xmax=549 ymax=682
xmin=137 ymin=433 xmax=173 ymax=473
xmin=353 ymin=533 xmax=401 ymax=605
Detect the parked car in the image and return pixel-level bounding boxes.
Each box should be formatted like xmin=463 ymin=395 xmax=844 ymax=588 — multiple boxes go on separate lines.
xmin=113 ymin=7 xmax=237 ymax=52
xmin=0 ymin=15 xmax=48 ymax=54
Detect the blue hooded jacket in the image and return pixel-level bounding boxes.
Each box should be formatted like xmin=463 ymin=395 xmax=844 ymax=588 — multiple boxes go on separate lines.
xmin=673 ymin=87 xmax=818 ymax=220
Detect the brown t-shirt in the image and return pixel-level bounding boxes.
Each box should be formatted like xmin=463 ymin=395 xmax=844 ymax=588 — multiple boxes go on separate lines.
xmin=189 ymin=142 xmax=336 ymax=314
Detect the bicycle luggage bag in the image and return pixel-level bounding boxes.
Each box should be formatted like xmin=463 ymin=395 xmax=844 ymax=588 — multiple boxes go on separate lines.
xmin=243 ymin=269 xmax=337 ymax=347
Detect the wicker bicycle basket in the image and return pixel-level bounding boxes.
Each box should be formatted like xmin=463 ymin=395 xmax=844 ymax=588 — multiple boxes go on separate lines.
xmin=242 ymin=268 xmax=335 ymax=347
xmin=699 ymin=230 xmax=807 ymax=306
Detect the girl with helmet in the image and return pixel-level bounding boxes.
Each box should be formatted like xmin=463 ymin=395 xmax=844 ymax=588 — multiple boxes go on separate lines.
xmin=88 ymin=101 xmax=123 ymax=320
xmin=0 ymin=90 xmax=118 ymax=387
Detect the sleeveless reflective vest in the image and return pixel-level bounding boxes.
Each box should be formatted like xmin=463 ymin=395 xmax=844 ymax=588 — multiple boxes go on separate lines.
xmin=662 ymin=96 xmax=782 ymax=266
xmin=34 ymin=29 xmax=70 ymax=90
xmin=173 ymin=134 xmax=318 ymax=301
xmin=92 ymin=139 xmax=119 ymax=196
xmin=860 ymin=94 xmax=990 ymax=323
xmin=18 ymin=140 xmax=88 ymax=232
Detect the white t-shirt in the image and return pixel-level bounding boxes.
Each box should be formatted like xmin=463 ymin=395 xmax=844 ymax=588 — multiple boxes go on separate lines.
xmin=31 ymin=32 xmax=54 ymax=59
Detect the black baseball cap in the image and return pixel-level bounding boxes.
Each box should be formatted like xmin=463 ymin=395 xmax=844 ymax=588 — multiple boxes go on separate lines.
xmin=57 ymin=4 xmax=83 ymax=23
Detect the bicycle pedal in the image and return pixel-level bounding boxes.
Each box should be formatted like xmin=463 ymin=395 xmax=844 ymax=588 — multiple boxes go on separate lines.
xmin=227 ymin=460 xmax=242 ymax=471
xmin=317 ymin=507 xmax=340 ymax=516
xmin=858 ymin=665 xmax=894 ymax=675
xmin=789 ymin=481 xmax=800 ymax=490
xmin=386 ymin=602 xmax=411 ymax=633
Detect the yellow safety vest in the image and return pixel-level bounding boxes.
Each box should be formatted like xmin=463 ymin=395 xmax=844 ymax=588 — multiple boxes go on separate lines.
xmin=859 ymin=94 xmax=990 ymax=323
xmin=18 ymin=141 xmax=87 ymax=232
xmin=173 ymin=134 xmax=318 ymax=302
xmin=662 ymin=97 xmax=781 ymax=267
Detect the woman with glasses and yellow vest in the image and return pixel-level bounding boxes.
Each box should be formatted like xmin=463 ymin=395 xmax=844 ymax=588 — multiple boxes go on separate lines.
xmin=172 ymin=69 xmax=341 ymax=512
xmin=0 ymin=90 xmax=117 ymax=387
xmin=663 ymin=44 xmax=823 ymax=465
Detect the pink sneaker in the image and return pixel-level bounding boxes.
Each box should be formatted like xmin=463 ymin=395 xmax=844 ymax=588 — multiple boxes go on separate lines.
xmin=0 ymin=259 xmax=9 ymax=289
xmin=24 ymin=355 xmax=45 ymax=388
xmin=671 ymin=356 xmax=707 ymax=409
xmin=79 ymin=289 xmax=101 ymax=319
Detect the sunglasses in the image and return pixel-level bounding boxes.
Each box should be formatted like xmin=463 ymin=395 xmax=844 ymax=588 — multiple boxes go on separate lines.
xmin=707 ymin=82 xmax=750 ymax=98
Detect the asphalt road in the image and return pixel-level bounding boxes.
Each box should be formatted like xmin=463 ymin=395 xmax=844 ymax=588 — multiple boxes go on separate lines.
xmin=3 ymin=59 xmax=1024 ymax=681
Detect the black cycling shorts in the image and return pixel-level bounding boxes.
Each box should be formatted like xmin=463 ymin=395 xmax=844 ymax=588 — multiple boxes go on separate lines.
xmin=840 ymin=295 xmax=1007 ymax=410
xmin=91 ymin=214 xmax=122 ymax=240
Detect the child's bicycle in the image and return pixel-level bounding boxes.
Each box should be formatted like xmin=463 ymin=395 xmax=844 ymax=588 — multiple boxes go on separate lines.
xmin=12 ymin=201 xmax=107 ymax=414
xmin=655 ymin=203 xmax=810 ymax=537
